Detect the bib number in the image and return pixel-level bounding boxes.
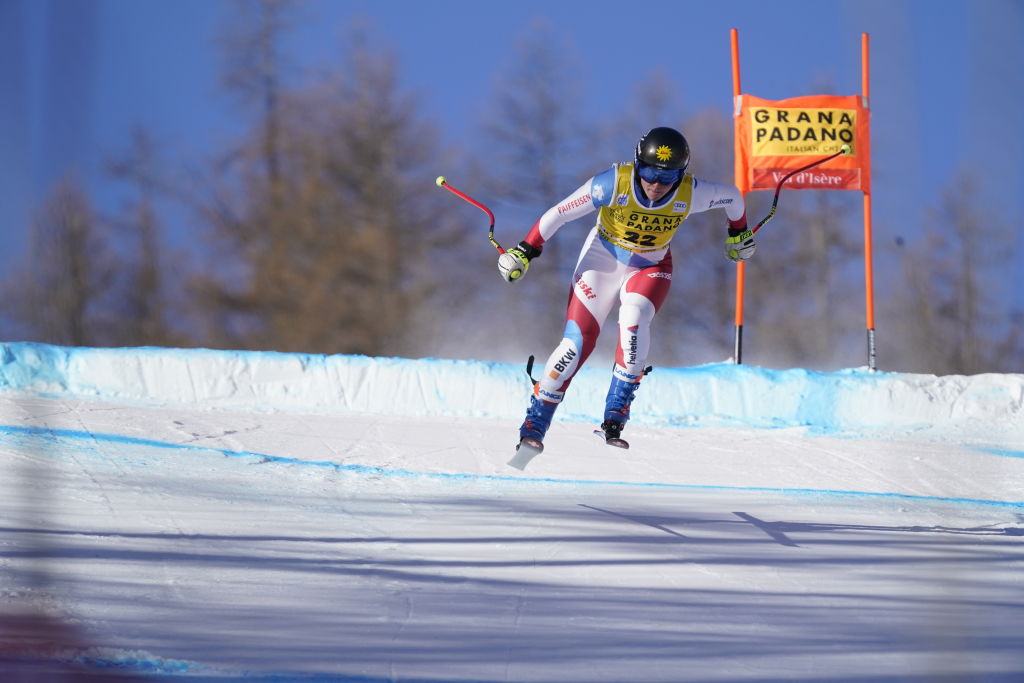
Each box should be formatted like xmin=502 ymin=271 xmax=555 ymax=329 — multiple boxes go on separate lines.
xmin=624 ymin=232 xmax=657 ymax=248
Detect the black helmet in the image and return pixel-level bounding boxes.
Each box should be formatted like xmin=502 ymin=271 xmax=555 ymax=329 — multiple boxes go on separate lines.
xmin=635 ymin=127 xmax=690 ymax=171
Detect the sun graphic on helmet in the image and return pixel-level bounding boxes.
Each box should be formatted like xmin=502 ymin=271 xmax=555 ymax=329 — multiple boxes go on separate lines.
xmin=655 ymin=145 xmax=673 ymax=162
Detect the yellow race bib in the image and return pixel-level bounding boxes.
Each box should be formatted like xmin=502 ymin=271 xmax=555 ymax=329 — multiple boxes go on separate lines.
xmin=596 ymin=164 xmax=693 ymax=253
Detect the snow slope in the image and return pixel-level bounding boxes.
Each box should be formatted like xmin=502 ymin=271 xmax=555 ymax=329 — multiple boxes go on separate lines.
xmin=1 ymin=343 xmax=1023 ymax=681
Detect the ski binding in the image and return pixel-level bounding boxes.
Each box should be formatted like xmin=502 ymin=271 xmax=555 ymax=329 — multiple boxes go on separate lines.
xmin=594 ymin=428 xmax=629 ymax=450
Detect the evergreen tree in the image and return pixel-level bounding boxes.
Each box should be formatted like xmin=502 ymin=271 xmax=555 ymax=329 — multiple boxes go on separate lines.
xmin=192 ymin=10 xmax=455 ymax=355
xmin=1 ymin=177 xmax=114 ymax=345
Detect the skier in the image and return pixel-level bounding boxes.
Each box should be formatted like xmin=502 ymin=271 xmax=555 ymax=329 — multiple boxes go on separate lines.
xmin=498 ymin=126 xmax=755 ymax=457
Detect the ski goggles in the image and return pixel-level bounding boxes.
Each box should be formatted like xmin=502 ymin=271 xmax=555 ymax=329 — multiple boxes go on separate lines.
xmin=636 ymin=162 xmax=682 ymax=185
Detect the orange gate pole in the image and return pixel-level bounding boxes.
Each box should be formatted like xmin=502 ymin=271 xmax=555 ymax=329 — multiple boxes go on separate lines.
xmin=730 ymin=28 xmax=747 ymax=364
xmin=862 ymin=33 xmax=877 ymax=371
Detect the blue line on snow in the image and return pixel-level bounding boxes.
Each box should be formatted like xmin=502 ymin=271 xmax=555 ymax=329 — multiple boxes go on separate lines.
xmin=2 ymin=424 xmax=1023 ymax=509
xmin=974 ymin=446 xmax=1024 ymax=459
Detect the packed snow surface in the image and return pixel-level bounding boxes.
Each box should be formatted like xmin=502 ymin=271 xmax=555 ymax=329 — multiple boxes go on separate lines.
xmin=1 ymin=343 xmax=1022 ymax=681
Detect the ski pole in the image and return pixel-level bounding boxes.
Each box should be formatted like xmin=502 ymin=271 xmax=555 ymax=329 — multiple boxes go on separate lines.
xmin=435 ymin=176 xmax=506 ymax=254
xmin=752 ymin=144 xmax=852 ymax=234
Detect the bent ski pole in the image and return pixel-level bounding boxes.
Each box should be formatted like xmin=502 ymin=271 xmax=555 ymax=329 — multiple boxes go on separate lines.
xmin=752 ymin=144 xmax=852 ymax=234
xmin=435 ymin=176 xmax=505 ymax=254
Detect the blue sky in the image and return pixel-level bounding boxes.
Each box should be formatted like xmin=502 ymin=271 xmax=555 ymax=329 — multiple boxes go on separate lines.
xmin=3 ymin=0 xmax=1023 ymax=299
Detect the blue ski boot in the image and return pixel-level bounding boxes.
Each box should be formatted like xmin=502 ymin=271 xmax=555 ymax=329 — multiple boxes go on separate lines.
xmin=508 ymin=393 xmax=558 ymax=470
xmin=597 ymin=376 xmax=640 ymax=448
xmin=520 ymin=393 xmax=558 ymax=443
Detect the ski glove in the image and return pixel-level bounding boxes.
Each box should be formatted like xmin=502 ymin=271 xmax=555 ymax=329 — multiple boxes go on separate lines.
xmin=725 ymin=227 xmax=757 ymax=262
xmin=498 ymin=241 xmax=542 ymax=282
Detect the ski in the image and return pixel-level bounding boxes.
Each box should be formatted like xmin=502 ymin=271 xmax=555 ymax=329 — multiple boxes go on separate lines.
xmin=594 ymin=428 xmax=630 ymax=450
xmin=507 ymin=436 xmax=544 ymax=470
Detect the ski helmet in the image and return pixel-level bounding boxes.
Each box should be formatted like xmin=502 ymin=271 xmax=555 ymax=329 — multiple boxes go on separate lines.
xmin=635 ymin=127 xmax=690 ymax=171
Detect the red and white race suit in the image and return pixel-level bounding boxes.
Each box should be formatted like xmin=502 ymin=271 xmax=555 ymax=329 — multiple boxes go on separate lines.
xmin=521 ymin=161 xmax=747 ymax=404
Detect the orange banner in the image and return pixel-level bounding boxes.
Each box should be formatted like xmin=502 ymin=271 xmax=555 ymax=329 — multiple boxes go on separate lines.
xmin=735 ymin=93 xmax=871 ymax=194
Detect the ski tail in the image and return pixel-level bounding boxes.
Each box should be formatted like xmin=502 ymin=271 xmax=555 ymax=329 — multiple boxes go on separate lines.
xmin=508 ymin=436 xmax=544 ymax=470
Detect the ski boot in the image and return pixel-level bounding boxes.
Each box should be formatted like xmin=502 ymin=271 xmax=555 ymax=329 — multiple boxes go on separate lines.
xmin=595 ymin=376 xmax=640 ymax=449
xmin=508 ymin=393 xmax=558 ymax=470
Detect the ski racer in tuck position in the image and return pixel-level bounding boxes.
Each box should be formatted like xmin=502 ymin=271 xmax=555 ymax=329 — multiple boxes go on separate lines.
xmin=498 ymin=126 xmax=756 ymax=458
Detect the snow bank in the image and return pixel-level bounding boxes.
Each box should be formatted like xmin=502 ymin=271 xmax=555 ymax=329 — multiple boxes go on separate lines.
xmin=1 ymin=342 xmax=1021 ymax=441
